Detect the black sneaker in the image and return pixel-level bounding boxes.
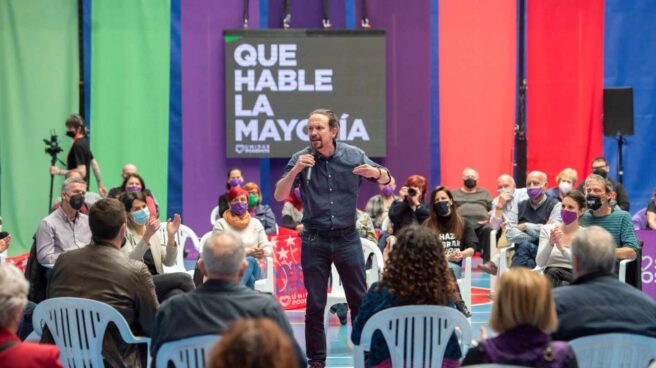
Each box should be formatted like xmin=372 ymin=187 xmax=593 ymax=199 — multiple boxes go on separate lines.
xmin=329 ymin=303 xmax=349 ymax=325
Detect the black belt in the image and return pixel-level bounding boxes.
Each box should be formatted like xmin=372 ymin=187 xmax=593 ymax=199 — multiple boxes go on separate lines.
xmin=304 ymin=225 xmax=355 ymax=238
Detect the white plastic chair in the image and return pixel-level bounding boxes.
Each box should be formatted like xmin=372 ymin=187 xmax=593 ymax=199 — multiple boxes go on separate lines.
xmin=32 ymin=297 xmax=151 ymax=368
xmin=353 ymin=305 xmax=472 ymax=368
xmin=498 ymin=244 xmax=515 ymax=277
xmin=209 ymin=206 xmax=219 ymax=226
xmin=457 ymin=256 xmax=472 ymax=312
xmin=156 ymin=334 xmax=220 ymax=368
xmin=618 ymin=258 xmax=634 ymax=283
xmin=324 ymin=238 xmax=386 ymax=326
xmin=488 ymin=230 xmax=498 ymax=292
xmin=198 ymin=231 xmax=213 ymax=252
xmin=254 ymin=256 xmax=275 ymax=293
xmin=569 ymin=333 xmax=656 ymax=368
xmin=160 ymin=223 xmax=200 ymax=275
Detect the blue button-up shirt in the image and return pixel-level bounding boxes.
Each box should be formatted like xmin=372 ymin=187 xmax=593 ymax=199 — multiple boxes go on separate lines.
xmin=283 ymin=142 xmax=387 ymax=231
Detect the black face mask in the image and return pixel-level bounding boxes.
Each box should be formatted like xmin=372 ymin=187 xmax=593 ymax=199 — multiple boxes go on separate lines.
xmin=434 ymin=201 xmax=451 ymax=217
xmin=593 ymin=168 xmax=608 ymax=178
xmin=586 ymin=194 xmax=603 ymax=211
xmin=69 ymin=194 xmax=85 ymax=211
xmin=463 ymin=178 xmax=477 ymax=189
xmin=66 ymin=130 xmax=77 ymax=138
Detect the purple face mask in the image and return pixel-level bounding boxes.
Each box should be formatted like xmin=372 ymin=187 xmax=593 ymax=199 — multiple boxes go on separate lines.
xmin=561 ymin=209 xmax=578 ymax=225
xmin=230 ymin=202 xmax=248 ymax=216
xmin=229 ymin=178 xmax=243 ymax=188
xmin=126 ymin=186 xmax=142 ymax=193
xmin=293 ymin=188 xmax=302 ymax=201
xmin=527 ymin=186 xmax=544 ymax=200
xmin=381 ymin=185 xmax=394 ymax=197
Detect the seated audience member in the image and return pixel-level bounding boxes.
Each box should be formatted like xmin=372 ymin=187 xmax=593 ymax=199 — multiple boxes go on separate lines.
xmin=281 ymin=187 xmax=304 ymax=231
xmin=546 ymin=168 xmax=578 ymax=202
xmin=36 ymin=177 xmax=92 ymax=267
xmin=356 ymin=209 xmax=378 ymax=244
xmin=365 ymin=178 xmax=398 ymax=230
xmin=115 ymin=173 xmax=159 ymax=219
xmin=536 ymin=191 xmax=587 ymax=287
xmin=107 ymin=163 xmax=138 ymax=198
xmin=576 ymin=156 xmax=630 ymax=211
xmin=217 ymin=167 xmax=244 ymax=218
xmin=580 ymin=174 xmax=639 ymax=261
xmin=507 ymin=171 xmax=562 ymax=268
xmin=462 ymin=268 xmax=577 ymax=367
xmin=47 ymin=199 xmax=158 ymax=367
xmin=51 ymin=171 xmax=102 ymax=214
xmin=243 ymin=182 xmax=278 ymax=235
xmin=214 ymin=187 xmax=271 ymax=289
xmin=552 ymin=226 xmax=656 ymax=340
xmin=478 ymin=174 xmax=528 ymax=274
xmin=0 ymin=264 xmax=64 ymax=368
xmin=120 ymin=192 xmax=194 ymax=302
xmin=452 ymin=168 xmax=493 ymax=261
xmin=209 ymin=318 xmax=299 ymax=368
xmin=426 ymin=186 xmax=477 ymax=278
xmin=151 ymin=231 xmax=306 ymax=367
xmin=352 ymin=225 xmax=463 ymax=368
xmin=388 ymin=175 xmax=429 ymax=234
xmin=647 ymin=187 xmax=656 ymax=230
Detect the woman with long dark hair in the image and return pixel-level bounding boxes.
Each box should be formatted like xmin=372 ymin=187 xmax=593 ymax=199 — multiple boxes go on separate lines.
xmin=351 ymin=225 xmax=464 ymax=368
xmin=426 ymin=186 xmax=478 ymax=278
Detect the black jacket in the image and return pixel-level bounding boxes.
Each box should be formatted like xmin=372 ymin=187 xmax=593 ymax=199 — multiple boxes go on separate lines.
xmin=388 ymin=200 xmax=429 ymax=234
xmin=151 ymin=279 xmax=306 ymax=367
xmin=552 ymin=272 xmax=656 ymax=341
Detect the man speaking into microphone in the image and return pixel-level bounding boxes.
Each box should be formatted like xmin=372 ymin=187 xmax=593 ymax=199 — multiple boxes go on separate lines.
xmin=274 ymin=109 xmax=393 ymax=368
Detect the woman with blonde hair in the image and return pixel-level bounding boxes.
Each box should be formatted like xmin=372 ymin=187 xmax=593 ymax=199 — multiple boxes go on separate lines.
xmin=462 ymin=268 xmax=578 ymax=367
xmin=547 ymin=168 xmax=578 ymax=202
xmin=209 ymin=318 xmax=299 ymax=368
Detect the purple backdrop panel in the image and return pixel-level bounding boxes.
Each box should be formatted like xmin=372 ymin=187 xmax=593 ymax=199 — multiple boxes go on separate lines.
xmin=638 ymin=230 xmax=656 ymax=301
xmin=181 ymin=0 xmax=261 ymax=237
xmin=268 ymin=0 xmax=345 ymax=29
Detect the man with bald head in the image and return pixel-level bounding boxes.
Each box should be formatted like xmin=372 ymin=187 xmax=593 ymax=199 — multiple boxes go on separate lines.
xmin=452 ymin=168 xmax=493 ymax=260
xmin=506 ymin=171 xmax=562 ymax=268
xmin=108 ymin=164 xmax=145 ymax=198
xmin=151 ymin=231 xmax=306 ymax=366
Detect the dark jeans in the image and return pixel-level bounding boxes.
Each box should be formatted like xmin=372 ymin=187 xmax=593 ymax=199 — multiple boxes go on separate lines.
xmin=511 ymin=240 xmax=538 ymax=268
xmin=18 ymin=301 xmax=36 ymax=340
xmin=473 ymin=223 xmax=492 ymax=262
xmin=152 ymin=272 xmax=195 ymax=302
xmin=301 ymin=229 xmax=366 ymax=364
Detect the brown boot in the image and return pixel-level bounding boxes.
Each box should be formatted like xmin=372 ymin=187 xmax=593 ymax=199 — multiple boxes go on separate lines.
xmin=477 ymin=261 xmax=498 ymax=275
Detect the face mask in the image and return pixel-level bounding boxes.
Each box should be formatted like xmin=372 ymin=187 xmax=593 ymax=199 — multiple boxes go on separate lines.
xmin=593 ymin=168 xmax=608 ymax=178
xmin=527 ymin=187 xmax=544 ymax=200
xmin=229 ymin=178 xmax=243 ymax=188
xmin=231 ymin=202 xmax=248 ymax=216
xmin=463 ymin=178 xmax=477 ymax=189
xmin=434 ymin=201 xmax=451 ymax=217
xmin=126 ymin=186 xmax=142 ymax=193
xmin=131 ymin=208 xmax=150 ymax=225
xmin=293 ymin=188 xmax=302 ymax=201
xmin=69 ymin=194 xmax=85 ymax=211
xmin=586 ymin=194 xmax=603 ymax=211
xmin=559 ymin=182 xmax=573 ymax=194
xmin=381 ymin=185 xmax=394 ymax=197
xmin=247 ymin=193 xmax=259 ymax=207
xmin=561 ymin=209 xmax=578 ymax=225
xmin=498 ymin=187 xmax=514 ymax=196
xmin=66 ymin=130 xmax=76 ymax=138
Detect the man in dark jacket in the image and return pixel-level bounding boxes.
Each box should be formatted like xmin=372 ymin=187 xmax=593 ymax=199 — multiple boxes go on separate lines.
xmin=552 ymin=226 xmax=656 ymax=341
xmin=47 ymin=198 xmax=159 ymax=367
xmin=151 ymin=231 xmax=306 ymax=367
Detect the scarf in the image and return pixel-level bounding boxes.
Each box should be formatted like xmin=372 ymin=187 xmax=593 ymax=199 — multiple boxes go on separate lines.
xmin=222 ymin=210 xmax=251 ymax=230
xmin=286 ymin=193 xmax=303 ymax=211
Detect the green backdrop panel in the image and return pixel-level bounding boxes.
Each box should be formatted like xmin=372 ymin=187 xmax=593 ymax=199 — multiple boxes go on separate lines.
xmin=90 ymin=0 xmax=171 ymax=219
xmin=0 ymin=0 xmax=79 ymax=255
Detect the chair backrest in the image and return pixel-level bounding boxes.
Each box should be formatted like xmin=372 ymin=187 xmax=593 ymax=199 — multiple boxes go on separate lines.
xmin=353 ymin=305 xmax=471 ymax=368
xmin=198 ymin=231 xmax=213 ymax=253
xmin=160 ymin=223 xmax=200 ymax=273
xmin=569 ymin=333 xmax=656 ymax=368
xmin=362 ymin=237 xmax=384 ymax=286
xmin=33 ymin=297 xmax=150 ymax=368
xmin=156 ymin=334 xmax=221 ymax=368
xmin=330 ymin=264 xmax=344 ymax=295
xmin=210 ymin=206 xmax=219 ymax=226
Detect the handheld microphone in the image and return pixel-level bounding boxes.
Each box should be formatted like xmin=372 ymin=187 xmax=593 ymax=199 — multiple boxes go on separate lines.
xmin=306 ymin=147 xmax=316 ymax=185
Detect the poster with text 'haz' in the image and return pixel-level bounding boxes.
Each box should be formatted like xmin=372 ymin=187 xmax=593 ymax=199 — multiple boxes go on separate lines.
xmin=225 ymin=29 xmax=386 ymax=158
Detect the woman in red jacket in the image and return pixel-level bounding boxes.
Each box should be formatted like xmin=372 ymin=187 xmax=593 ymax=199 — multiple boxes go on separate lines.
xmin=0 ymin=264 xmax=63 ymax=367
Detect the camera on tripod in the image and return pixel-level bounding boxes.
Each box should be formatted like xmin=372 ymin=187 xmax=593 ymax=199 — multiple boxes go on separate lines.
xmin=43 ymin=131 xmax=63 ymax=159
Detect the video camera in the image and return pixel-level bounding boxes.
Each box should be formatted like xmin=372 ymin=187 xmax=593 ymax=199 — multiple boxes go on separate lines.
xmin=43 ymin=131 xmax=63 ymax=161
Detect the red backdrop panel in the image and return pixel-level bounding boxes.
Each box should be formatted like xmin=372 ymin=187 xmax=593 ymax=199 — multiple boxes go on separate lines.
xmin=526 ymin=0 xmax=604 ymax=187
xmin=439 ymin=0 xmax=516 ymax=193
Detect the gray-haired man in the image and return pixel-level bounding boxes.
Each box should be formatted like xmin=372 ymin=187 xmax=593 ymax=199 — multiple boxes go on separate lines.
xmin=150 ymin=231 xmax=306 ymax=367
xmin=552 ymin=226 xmax=656 ymax=341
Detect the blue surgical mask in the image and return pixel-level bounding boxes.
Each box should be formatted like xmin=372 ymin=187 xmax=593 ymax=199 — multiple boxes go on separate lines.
xmin=131 ymin=208 xmax=150 ymax=225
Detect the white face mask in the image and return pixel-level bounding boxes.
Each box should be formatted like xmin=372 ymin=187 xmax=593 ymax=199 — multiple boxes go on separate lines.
xmin=498 ymin=187 xmax=514 ymax=196
xmin=559 ymin=181 xmax=573 ymax=194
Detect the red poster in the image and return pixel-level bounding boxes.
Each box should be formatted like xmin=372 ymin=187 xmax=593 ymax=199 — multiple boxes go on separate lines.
xmin=269 ymin=228 xmax=307 ymax=310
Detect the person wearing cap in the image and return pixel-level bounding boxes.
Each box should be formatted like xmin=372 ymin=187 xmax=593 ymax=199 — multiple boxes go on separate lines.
xmin=213 ymin=187 xmax=272 ymax=289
